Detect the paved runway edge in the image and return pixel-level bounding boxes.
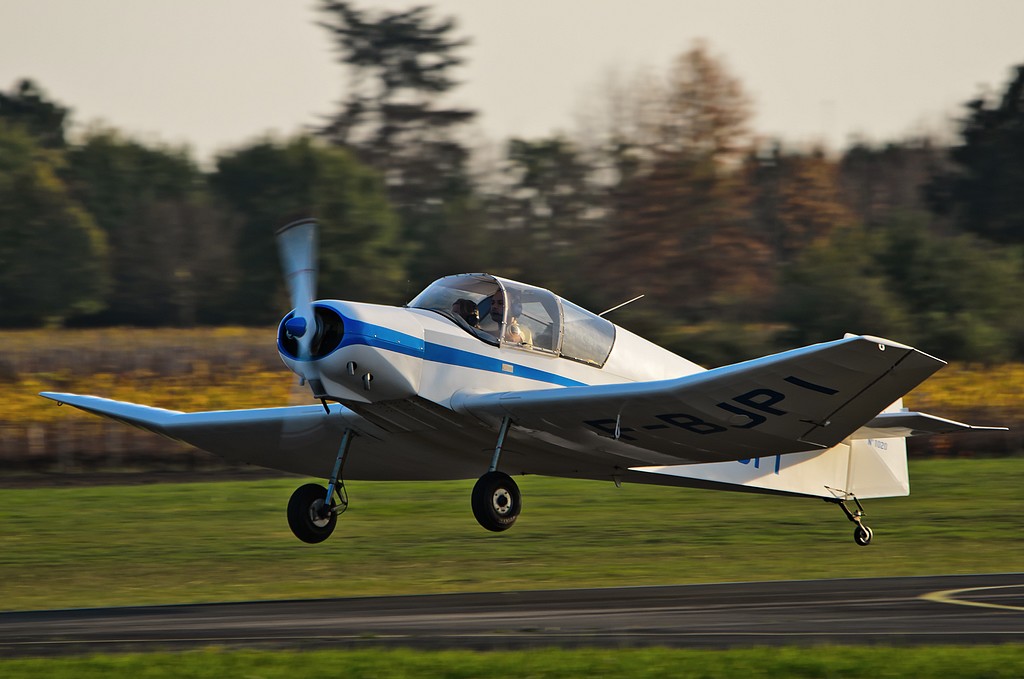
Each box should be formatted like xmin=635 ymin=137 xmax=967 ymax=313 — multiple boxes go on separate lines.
xmin=1 ymin=573 xmax=1022 ymax=656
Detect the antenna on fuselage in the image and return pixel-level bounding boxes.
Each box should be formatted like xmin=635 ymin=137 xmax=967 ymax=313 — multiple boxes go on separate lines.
xmin=598 ymin=294 xmax=645 ymax=317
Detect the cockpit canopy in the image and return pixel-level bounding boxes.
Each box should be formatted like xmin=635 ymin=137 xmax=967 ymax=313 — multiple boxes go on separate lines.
xmin=408 ymin=274 xmax=615 ymax=367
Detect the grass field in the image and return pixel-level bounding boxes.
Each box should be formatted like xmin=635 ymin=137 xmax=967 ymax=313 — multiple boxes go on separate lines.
xmin=1 ymin=458 xmax=1021 ymax=611
xmin=1 ymin=448 xmax=1021 ymax=676
xmin=1 ymin=646 xmax=1023 ymax=679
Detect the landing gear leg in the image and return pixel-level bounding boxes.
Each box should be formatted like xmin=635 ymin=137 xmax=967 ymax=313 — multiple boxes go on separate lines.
xmin=287 ymin=428 xmax=354 ymax=544
xmin=488 ymin=416 xmax=511 ymax=474
xmin=826 ymin=495 xmax=873 ymax=546
xmin=472 ymin=417 xmax=522 ymax=532
xmin=324 ymin=428 xmax=354 ymax=516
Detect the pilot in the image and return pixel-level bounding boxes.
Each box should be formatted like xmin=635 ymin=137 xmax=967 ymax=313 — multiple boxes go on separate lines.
xmin=451 ymin=298 xmax=480 ymax=327
xmin=480 ymin=290 xmax=532 ymax=346
xmin=478 ymin=290 xmax=505 ymax=337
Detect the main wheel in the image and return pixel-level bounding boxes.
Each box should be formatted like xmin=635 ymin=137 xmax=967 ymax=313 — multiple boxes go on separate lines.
xmin=287 ymin=483 xmax=337 ymax=544
xmin=853 ymin=524 xmax=873 ymax=546
xmin=471 ymin=471 xmax=522 ymax=532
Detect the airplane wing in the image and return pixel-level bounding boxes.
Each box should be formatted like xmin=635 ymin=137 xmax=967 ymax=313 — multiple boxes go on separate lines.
xmin=37 ymin=392 xmax=496 ymax=481
xmin=39 ymin=335 xmax=956 ymax=481
xmin=37 ymin=393 xmax=366 ymax=477
xmin=452 ymin=335 xmax=947 ymax=464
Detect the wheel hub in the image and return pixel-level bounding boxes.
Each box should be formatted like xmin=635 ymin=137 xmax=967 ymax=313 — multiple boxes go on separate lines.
xmin=491 ymin=488 xmax=513 ymax=516
xmin=308 ymin=498 xmax=332 ymax=527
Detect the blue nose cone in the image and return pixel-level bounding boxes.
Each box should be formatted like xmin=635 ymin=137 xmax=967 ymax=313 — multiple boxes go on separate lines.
xmin=284 ymin=316 xmax=308 ymax=339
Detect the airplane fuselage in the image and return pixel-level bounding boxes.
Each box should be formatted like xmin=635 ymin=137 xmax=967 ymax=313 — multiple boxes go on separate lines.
xmin=279 ymin=299 xmax=706 ymax=410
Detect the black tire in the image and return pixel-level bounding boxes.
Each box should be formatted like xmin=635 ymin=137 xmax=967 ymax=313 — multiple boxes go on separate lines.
xmin=287 ymin=483 xmax=337 ymax=544
xmin=471 ymin=471 xmax=522 ymax=532
xmin=854 ymin=524 xmax=873 ymax=547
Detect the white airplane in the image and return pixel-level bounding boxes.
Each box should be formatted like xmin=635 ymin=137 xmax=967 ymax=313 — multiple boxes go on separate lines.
xmin=41 ymin=219 xmax=1004 ymax=545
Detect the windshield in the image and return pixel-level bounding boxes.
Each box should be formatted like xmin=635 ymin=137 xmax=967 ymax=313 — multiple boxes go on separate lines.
xmin=408 ymin=274 xmax=503 ymax=344
xmin=560 ymin=299 xmax=615 ymax=366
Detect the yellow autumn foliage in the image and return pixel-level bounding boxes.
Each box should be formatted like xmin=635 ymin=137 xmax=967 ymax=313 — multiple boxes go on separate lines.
xmin=2 ymin=328 xmax=1018 ymax=425
xmin=3 ymin=328 xmax=304 ymax=424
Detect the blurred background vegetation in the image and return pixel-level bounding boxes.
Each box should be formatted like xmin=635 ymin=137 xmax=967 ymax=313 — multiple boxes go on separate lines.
xmin=1 ymin=2 xmax=1022 ymax=469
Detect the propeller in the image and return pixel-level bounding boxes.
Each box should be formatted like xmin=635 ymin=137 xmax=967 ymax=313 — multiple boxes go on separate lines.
xmin=276 ymin=218 xmax=319 ymax=362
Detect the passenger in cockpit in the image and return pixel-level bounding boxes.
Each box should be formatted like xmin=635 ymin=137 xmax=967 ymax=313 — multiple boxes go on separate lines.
xmin=506 ymin=299 xmax=532 ymax=346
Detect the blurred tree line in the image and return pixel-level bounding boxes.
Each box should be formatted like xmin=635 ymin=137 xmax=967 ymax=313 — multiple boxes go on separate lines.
xmin=2 ymin=2 xmax=1024 ymax=366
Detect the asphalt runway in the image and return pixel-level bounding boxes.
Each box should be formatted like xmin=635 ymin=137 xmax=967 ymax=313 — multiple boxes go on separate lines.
xmin=1 ymin=573 xmax=1021 ymax=656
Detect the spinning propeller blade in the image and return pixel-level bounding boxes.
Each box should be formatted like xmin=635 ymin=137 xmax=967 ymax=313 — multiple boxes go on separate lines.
xmin=276 ymin=218 xmax=319 ymax=360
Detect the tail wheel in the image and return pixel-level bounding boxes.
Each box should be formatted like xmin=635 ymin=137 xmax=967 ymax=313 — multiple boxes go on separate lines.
xmin=471 ymin=471 xmax=522 ymax=532
xmin=854 ymin=524 xmax=873 ymax=546
xmin=287 ymin=483 xmax=337 ymax=544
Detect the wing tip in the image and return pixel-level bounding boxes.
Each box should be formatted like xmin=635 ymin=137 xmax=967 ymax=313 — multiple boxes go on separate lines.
xmin=842 ymin=333 xmax=947 ymax=365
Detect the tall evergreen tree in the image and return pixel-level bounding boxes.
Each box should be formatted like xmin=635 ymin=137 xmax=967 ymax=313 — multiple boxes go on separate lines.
xmin=928 ymin=65 xmax=1024 ymax=243
xmin=317 ymin=1 xmax=477 ymax=283
xmin=0 ymin=79 xmax=69 ymax=149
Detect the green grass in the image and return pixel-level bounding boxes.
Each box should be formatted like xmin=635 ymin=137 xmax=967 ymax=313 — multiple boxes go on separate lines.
xmin=1 ymin=646 xmax=1023 ymax=679
xmin=1 ymin=458 xmax=1021 ymax=612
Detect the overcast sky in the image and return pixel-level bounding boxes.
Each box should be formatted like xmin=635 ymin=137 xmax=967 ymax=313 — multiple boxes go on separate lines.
xmin=2 ymin=0 xmax=1023 ymax=162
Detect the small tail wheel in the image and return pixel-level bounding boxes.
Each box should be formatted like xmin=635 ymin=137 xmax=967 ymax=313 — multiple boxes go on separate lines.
xmin=287 ymin=483 xmax=337 ymax=544
xmin=472 ymin=471 xmax=522 ymax=532
xmin=853 ymin=524 xmax=873 ymax=547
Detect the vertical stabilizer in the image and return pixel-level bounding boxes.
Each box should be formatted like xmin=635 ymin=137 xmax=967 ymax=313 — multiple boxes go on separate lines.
xmin=842 ymin=399 xmax=910 ymax=498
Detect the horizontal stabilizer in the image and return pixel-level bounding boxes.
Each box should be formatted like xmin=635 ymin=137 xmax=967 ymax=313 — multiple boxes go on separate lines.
xmin=852 ymin=411 xmax=1008 ymax=439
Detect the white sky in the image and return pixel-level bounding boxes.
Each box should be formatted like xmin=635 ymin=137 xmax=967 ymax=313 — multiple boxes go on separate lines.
xmin=2 ymin=0 xmax=1023 ymax=162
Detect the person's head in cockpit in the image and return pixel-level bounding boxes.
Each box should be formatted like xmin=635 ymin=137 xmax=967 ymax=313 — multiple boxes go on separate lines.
xmin=489 ymin=291 xmax=505 ymax=322
xmin=451 ymin=299 xmax=479 ymax=327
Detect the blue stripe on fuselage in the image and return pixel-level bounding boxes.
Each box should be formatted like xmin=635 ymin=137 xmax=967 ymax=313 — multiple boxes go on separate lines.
xmin=341 ymin=318 xmax=426 ymax=357
xmin=423 ymin=342 xmax=585 ymax=387
xmin=340 ymin=318 xmax=585 ymax=387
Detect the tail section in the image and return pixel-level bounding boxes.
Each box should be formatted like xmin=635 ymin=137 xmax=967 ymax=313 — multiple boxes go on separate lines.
xmin=840 ymin=430 xmax=909 ymax=499
xmin=631 ymin=434 xmax=908 ymax=500
xmin=631 ymin=398 xmax=1004 ymax=500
